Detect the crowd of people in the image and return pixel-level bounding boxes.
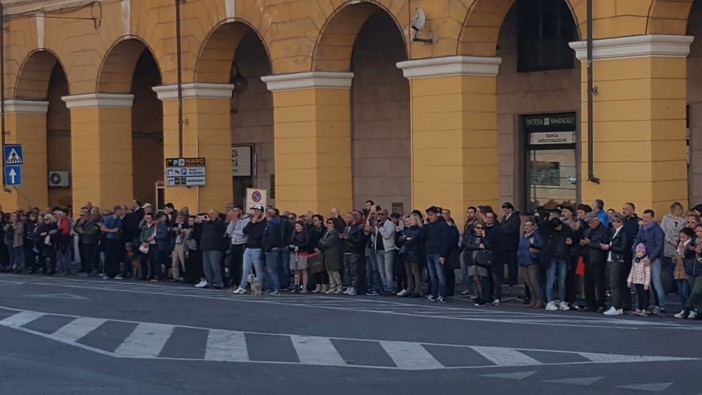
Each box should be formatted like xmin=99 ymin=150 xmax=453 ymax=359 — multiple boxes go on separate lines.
xmin=0 ymin=198 xmax=700 ymax=320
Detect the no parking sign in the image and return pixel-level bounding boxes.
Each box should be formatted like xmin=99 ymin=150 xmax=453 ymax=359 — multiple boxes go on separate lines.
xmin=245 ymin=188 xmax=268 ymax=211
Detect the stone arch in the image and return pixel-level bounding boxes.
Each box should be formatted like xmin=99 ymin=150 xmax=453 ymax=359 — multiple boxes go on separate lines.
xmin=312 ymin=0 xmax=407 ymax=72
xmin=646 ymin=0 xmax=695 ymax=35
xmin=15 ymin=50 xmax=69 ymax=100
xmin=195 ymin=20 xmax=271 ymax=83
xmin=458 ymin=0 xmax=582 ymax=56
xmin=97 ymin=37 xmax=162 ymax=93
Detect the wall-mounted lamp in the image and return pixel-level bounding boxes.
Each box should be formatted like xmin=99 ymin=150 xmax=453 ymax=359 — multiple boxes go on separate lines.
xmin=410 ymin=8 xmax=437 ymax=44
xmin=230 ymin=63 xmax=248 ymax=114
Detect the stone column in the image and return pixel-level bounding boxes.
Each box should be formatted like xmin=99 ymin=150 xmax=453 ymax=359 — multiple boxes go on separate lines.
xmin=0 ymin=100 xmax=49 ymax=210
xmin=153 ymin=83 xmax=234 ymax=213
xmin=261 ymin=72 xmax=353 ymax=215
xmin=62 ymin=94 xmax=135 ymax=211
xmin=397 ymin=56 xmax=502 ymax=223
xmin=570 ymin=35 xmax=692 ymax=216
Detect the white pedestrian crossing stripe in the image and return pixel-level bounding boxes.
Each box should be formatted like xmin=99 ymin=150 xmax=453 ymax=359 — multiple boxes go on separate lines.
xmin=0 ymin=307 xmax=697 ymax=371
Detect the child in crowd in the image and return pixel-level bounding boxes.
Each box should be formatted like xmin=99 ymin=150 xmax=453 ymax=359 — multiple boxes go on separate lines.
xmin=628 ymin=243 xmax=652 ymax=317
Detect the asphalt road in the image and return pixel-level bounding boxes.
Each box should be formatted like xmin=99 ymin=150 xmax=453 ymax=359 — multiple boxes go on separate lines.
xmin=0 ymin=273 xmax=700 ymax=395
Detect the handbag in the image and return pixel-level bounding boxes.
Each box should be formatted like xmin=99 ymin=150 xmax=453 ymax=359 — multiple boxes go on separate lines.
xmin=576 ymin=256 xmax=586 ymax=276
xmin=139 ymin=243 xmax=150 ymax=254
xmin=474 ymin=250 xmax=493 ymax=268
xmin=307 ymin=252 xmax=324 ymax=274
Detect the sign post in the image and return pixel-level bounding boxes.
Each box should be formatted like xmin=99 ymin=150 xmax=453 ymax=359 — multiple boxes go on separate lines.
xmin=245 ymin=188 xmax=267 ymax=211
xmin=165 ymin=157 xmax=206 ymax=187
xmin=3 ymin=144 xmax=23 ymax=187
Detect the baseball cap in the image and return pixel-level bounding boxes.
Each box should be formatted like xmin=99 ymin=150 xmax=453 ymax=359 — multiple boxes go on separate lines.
xmin=250 ymin=204 xmax=264 ymax=210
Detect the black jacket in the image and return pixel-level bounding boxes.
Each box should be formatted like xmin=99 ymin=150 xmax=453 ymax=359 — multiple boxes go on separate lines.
xmin=608 ymin=226 xmax=628 ymax=263
xmin=583 ymin=224 xmax=610 ymax=265
xmin=261 ymin=217 xmax=284 ymax=252
xmin=622 ymin=215 xmax=640 ymax=262
xmin=398 ymin=226 xmax=422 ymax=263
xmin=243 ymin=219 xmax=267 ymax=249
xmin=421 ymin=217 xmax=449 ymax=257
xmin=500 ymin=212 xmax=521 ymax=251
xmin=545 ymin=224 xmax=574 ymax=260
xmin=200 ymin=218 xmax=227 ymax=251
xmin=464 ymin=234 xmax=492 ymax=266
xmin=483 ymin=223 xmax=504 ymax=261
xmin=341 ymin=223 xmax=367 ymax=254
xmin=289 ymin=231 xmax=314 ymax=253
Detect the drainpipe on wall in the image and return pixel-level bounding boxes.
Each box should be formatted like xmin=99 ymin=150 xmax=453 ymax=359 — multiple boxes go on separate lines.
xmin=586 ymin=0 xmax=600 ymax=184
xmin=175 ymin=0 xmax=184 ymax=158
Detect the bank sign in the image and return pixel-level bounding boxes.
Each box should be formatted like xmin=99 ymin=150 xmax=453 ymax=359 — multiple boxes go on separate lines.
xmin=523 ymin=112 xmax=577 ymax=133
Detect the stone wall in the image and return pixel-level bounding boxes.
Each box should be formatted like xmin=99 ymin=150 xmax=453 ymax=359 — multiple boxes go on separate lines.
xmin=496 ymin=5 xmax=581 ymax=210
xmin=351 ymin=11 xmax=410 ymax=212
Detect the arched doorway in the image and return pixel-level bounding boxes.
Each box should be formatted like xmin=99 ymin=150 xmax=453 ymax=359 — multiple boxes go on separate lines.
xmin=46 ymin=63 xmax=71 ymax=208
xmin=195 ymin=22 xmax=273 ymax=208
xmin=230 ymin=29 xmax=274 ymax=206
xmin=496 ymin=0 xmax=580 ymax=212
xmin=99 ymin=39 xmax=163 ymax=206
xmin=687 ymin=0 xmax=702 ymax=203
xmin=349 ymin=8 xmax=410 ymax=212
xmin=14 ymin=50 xmax=70 ymax=209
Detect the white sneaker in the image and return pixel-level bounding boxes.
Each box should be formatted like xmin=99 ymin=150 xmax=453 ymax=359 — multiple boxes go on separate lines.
xmin=115 ymin=275 xmax=123 ymax=280
xmin=396 ymin=289 xmax=408 ymax=297
xmin=346 ymin=287 xmax=357 ymax=296
xmin=603 ymin=307 xmax=623 ymax=316
xmin=688 ymin=310 xmax=698 ymax=320
xmin=195 ymin=280 xmax=208 ymax=288
xmin=545 ymin=301 xmax=558 ymax=311
xmin=231 ymin=287 xmax=246 ymax=295
xmin=674 ymin=310 xmax=687 ymax=319
xmin=559 ymin=301 xmax=570 ymax=311
xmin=493 ymin=299 xmax=501 ymax=307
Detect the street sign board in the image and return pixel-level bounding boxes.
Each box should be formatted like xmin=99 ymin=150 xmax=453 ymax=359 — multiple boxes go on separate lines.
xmin=4 ymin=165 xmax=22 ymax=186
xmin=4 ymin=144 xmax=23 ymax=165
xmin=165 ymin=157 xmax=206 ymax=187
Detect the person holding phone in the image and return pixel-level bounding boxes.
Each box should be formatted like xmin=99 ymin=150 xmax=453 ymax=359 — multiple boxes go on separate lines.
xmin=581 ymin=212 xmax=610 ymax=312
xmin=232 ymin=205 xmax=267 ymax=294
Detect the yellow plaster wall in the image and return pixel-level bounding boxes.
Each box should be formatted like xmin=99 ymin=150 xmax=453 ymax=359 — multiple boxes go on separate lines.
xmin=161 ymin=97 xmax=233 ymax=213
xmin=580 ymin=56 xmax=688 ymax=218
xmin=271 ymin=88 xmax=353 ymax=215
xmin=410 ymin=75 xmax=499 ymax=224
xmin=70 ymin=107 xmax=134 ymax=211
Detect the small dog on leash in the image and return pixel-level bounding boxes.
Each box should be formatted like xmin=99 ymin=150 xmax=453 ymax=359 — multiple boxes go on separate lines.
xmin=125 ymin=242 xmax=140 ymax=280
xmin=248 ymin=273 xmax=262 ymax=296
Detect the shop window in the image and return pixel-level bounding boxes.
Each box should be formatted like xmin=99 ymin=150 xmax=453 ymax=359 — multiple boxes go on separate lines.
xmin=517 ymin=0 xmax=576 ymax=72
xmin=522 ymin=112 xmax=578 ymax=213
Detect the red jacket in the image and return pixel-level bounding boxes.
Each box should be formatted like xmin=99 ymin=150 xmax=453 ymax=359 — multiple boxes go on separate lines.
xmin=58 ymin=217 xmax=71 ymax=236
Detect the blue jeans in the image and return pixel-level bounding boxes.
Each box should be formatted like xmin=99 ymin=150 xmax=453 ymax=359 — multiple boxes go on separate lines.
xmin=9 ymin=246 xmax=25 ymax=270
xmin=240 ymin=248 xmax=264 ymax=289
xmin=265 ymin=250 xmax=281 ymax=292
xmin=56 ymin=245 xmax=71 ymax=274
xmin=677 ymin=279 xmax=690 ymax=308
xmin=650 ymin=258 xmax=666 ymax=310
xmin=376 ymin=250 xmax=395 ymax=292
xmin=426 ymin=253 xmax=446 ymax=298
xmin=366 ymin=251 xmax=382 ymax=291
xmin=547 ymin=258 xmax=568 ymax=302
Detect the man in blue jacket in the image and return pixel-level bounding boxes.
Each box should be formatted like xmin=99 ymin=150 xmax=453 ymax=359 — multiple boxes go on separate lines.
xmin=633 ymin=209 xmax=667 ymax=315
xmin=422 ymin=206 xmax=449 ymax=303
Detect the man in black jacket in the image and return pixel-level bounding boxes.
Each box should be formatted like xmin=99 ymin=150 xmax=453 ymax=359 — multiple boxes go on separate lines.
xmin=199 ymin=209 xmax=227 ymax=289
xmin=340 ymin=211 xmax=366 ymax=295
xmin=261 ymin=208 xmax=284 ymax=295
xmin=500 ymin=202 xmax=521 ymax=285
xmin=422 ymin=206 xmax=449 ymax=303
xmin=581 ymin=212 xmax=610 ymax=312
xmin=483 ymin=211 xmax=504 ymax=305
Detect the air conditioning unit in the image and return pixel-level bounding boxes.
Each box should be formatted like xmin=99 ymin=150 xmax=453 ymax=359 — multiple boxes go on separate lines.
xmin=48 ymin=171 xmax=70 ymax=188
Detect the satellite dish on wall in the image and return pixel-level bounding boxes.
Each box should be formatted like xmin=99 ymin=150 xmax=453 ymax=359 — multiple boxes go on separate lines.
xmin=410 ymin=8 xmax=436 ymax=44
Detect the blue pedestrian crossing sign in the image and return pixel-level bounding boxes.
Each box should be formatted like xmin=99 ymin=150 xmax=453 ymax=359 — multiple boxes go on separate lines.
xmin=4 ymin=144 xmax=23 ymax=165
xmin=4 ymin=165 xmax=21 ymax=186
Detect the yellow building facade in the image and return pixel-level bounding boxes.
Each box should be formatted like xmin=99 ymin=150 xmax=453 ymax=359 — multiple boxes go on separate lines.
xmin=0 ymin=0 xmax=699 ymax=222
